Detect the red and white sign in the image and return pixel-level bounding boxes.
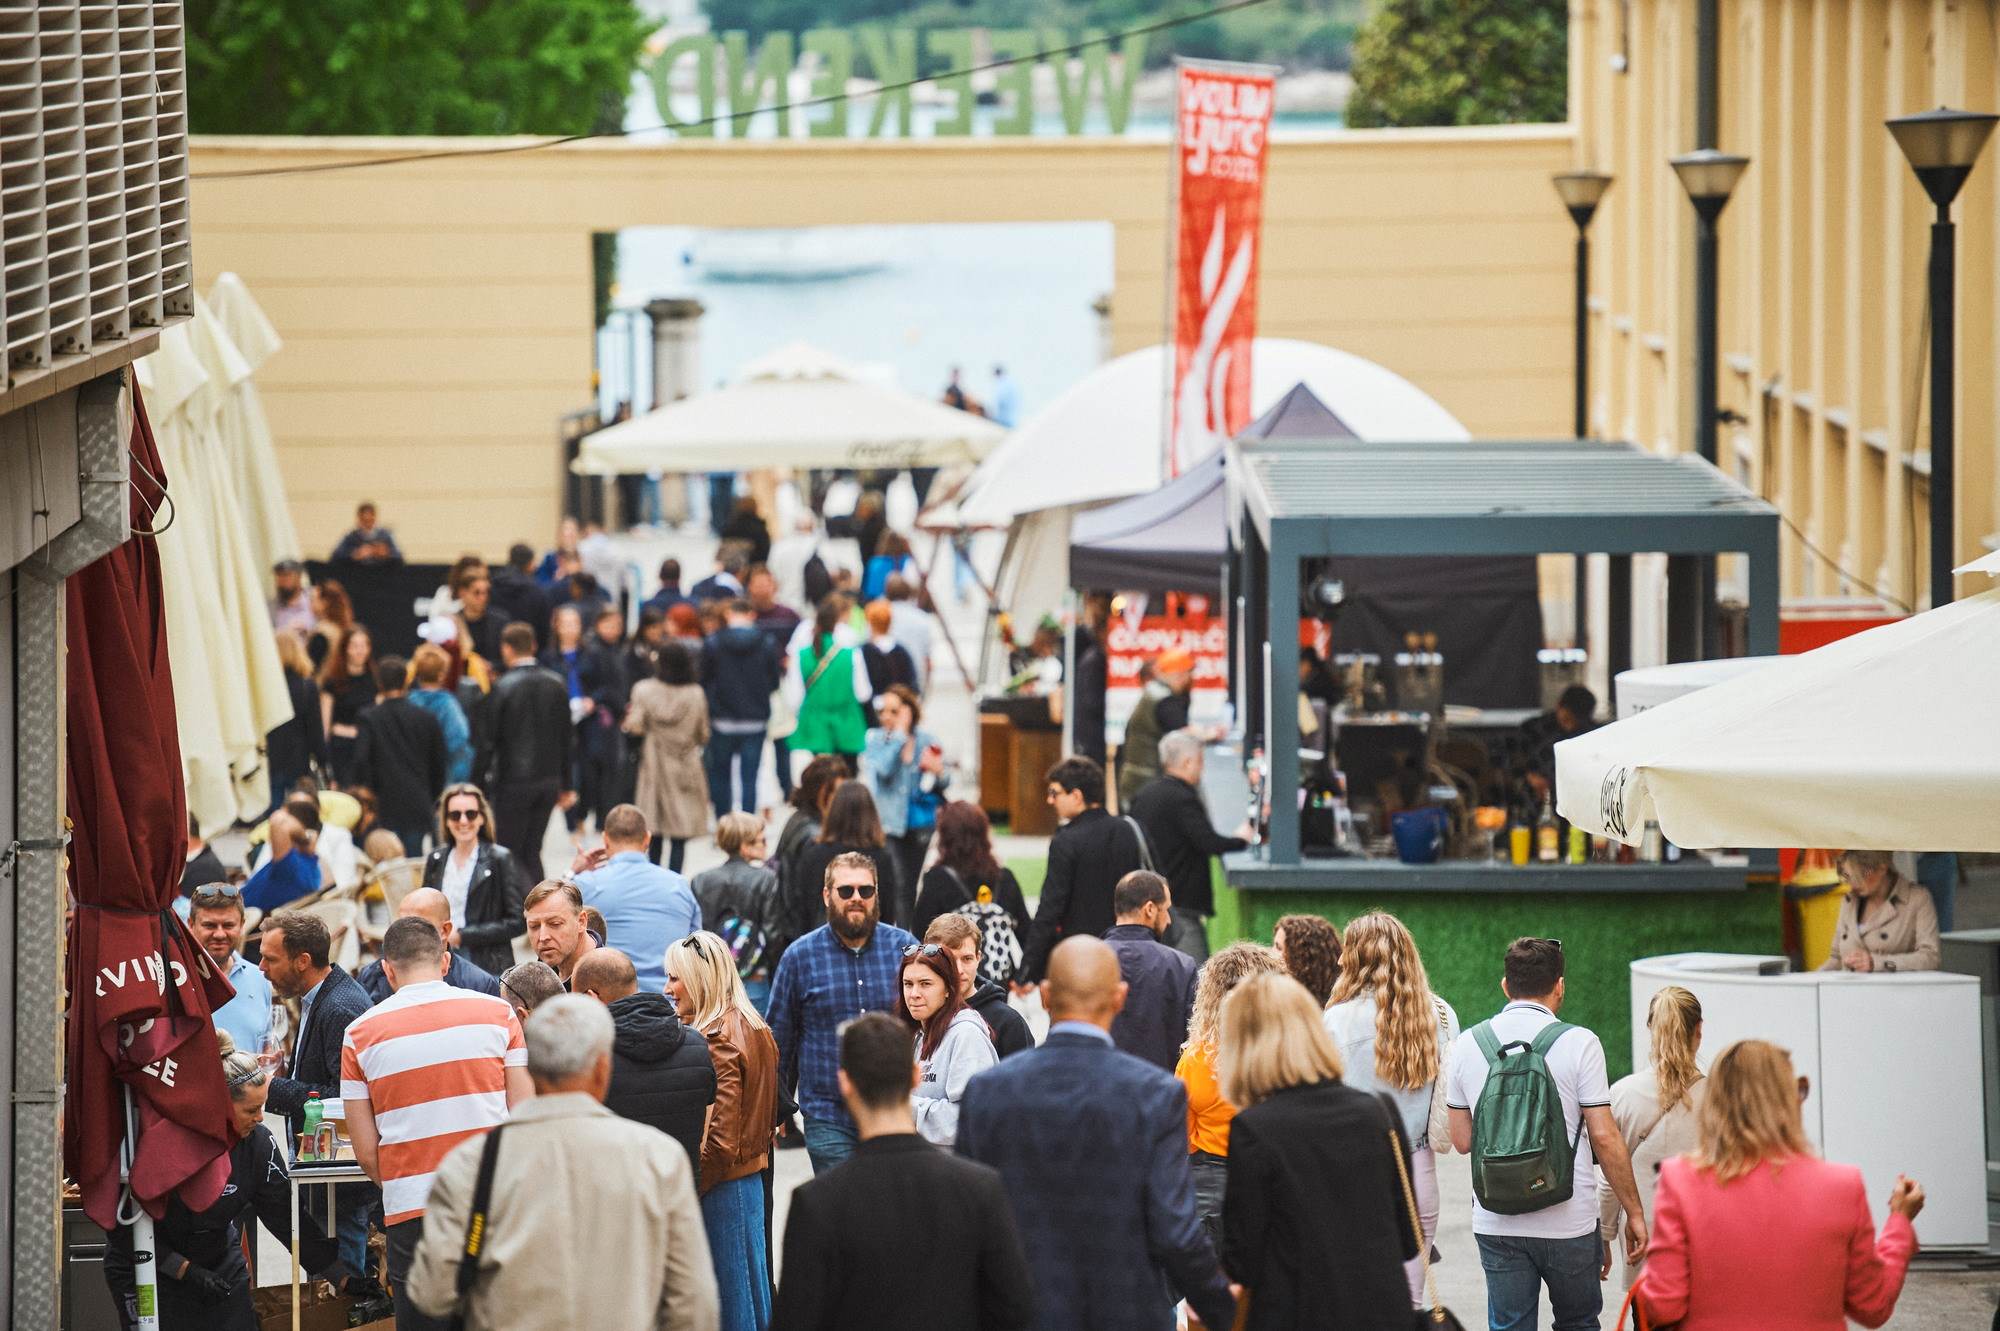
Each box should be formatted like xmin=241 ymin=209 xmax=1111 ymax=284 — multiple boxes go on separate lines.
xmin=1104 ymin=606 xmax=1230 ymax=739
xmin=1168 ymin=61 xmax=1276 ymax=477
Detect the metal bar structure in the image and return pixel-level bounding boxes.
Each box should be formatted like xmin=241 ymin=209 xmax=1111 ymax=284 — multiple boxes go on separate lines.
xmin=1928 ymin=212 xmax=1956 ymax=606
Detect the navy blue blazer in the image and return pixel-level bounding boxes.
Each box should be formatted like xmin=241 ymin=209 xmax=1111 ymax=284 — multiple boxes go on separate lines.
xmin=956 ymin=1029 xmax=1236 ymax=1331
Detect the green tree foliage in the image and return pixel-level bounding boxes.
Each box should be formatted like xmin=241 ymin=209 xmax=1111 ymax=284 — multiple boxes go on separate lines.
xmin=187 ymin=0 xmax=650 ymax=325
xmin=187 ymin=0 xmax=652 ymax=136
xmin=1344 ymin=0 xmax=1565 ymax=128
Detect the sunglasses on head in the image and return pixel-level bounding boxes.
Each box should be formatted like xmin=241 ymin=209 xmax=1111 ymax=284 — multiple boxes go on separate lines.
xmin=191 ymin=882 xmax=244 ymax=902
xmin=903 ymin=943 xmax=946 ymax=960
xmin=445 ymin=808 xmax=482 ymax=823
xmin=832 ymin=883 xmax=877 ymax=901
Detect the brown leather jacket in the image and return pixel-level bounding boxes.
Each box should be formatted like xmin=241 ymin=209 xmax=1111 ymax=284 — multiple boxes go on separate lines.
xmin=700 ymin=1008 xmax=779 ymax=1192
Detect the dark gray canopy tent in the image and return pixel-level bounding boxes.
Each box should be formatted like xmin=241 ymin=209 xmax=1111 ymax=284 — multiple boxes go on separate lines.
xmin=1066 ymin=385 xmax=1545 ymax=708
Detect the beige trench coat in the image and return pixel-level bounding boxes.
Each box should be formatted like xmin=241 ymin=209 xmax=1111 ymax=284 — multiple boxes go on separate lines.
xmin=1816 ymin=874 xmax=1940 ymax=973
xmin=407 ymin=1092 xmax=718 ymax=1331
xmin=624 ymin=680 xmax=712 ymax=841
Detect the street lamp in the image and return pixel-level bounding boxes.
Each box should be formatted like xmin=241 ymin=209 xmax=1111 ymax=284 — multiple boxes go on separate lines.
xmin=1671 ymin=149 xmax=1749 ymax=659
xmin=1553 ymin=171 xmax=1614 ymax=438
xmin=1887 ymin=107 xmax=1999 ymax=607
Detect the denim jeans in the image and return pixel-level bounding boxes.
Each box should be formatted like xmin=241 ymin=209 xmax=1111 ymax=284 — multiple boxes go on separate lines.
xmin=303 ymin=1178 xmax=375 ymax=1283
xmin=1189 ymin=1151 xmax=1228 ymax=1246
xmin=707 ymin=728 xmax=765 ymax=814
xmin=803 ymin=1115 xmax=859 ymax=1175
xmin=700 ymin=1173 xmax=772 ymax=1331
xmin=1475 ymin=1231 xmax=1603 ymax=1331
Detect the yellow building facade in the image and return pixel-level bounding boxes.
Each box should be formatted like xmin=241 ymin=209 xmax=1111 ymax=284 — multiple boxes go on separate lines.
xmin=1570 ymin=0 xmax=2000 ymax=608
xmin=188 ymin=129 xmax=1574 ymax=561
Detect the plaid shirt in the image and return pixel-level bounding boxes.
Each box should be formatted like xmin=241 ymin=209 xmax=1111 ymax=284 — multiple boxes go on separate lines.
xmin=770 ymin=921 xmax=918 ymax=1127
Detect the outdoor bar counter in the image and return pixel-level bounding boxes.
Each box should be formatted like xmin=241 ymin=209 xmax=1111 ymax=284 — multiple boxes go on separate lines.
xmin=1201 ymin=743 xmax=1780 ymax=1076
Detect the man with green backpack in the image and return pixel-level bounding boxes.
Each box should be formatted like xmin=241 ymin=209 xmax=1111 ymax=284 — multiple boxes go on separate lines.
xmin=1446 ymin=937 xmax=1649 ymax=1331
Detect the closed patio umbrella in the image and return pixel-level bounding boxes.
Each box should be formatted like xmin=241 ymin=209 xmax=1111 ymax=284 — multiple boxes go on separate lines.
xmin=64 ymin=390 xmax=236 ymax=1303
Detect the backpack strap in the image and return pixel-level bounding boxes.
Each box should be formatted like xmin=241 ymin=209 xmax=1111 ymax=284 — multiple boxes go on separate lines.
xmin=1471 ymin=1020 xmax=1504 ymax=1067
xmin=1528 ymin=1020 xmax=1577 ymax=1057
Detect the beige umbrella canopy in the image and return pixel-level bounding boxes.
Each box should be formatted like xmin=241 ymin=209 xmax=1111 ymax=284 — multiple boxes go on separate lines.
xmin=573 ymin=342 xmax=1007 ymax=475
xmin=1556 ymin=558 xmax=2000 ymax=851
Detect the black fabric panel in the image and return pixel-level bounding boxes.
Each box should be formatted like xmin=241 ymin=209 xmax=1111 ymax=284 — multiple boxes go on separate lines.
xmin=1068 ymin=546 xmax=1224 ymax=596
xmin=1309 ymin=556 xmax=1543 ymax=710
xmin=306 ymin=560 xmax=455 ymax=657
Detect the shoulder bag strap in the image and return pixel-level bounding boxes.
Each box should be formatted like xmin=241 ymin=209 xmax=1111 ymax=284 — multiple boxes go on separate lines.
xmin=1378 ymin=1093 xmax=1444 ymax=1317
xmin=1120 ymin=815 xmax=1156 ymax=873
xmin=449 ymin=1126 xmax=506 ymax=1331
xmin=802 ymin=641 xmax=841 ymax=693
xmin=939 ymin=864 xmax=971 ymax=907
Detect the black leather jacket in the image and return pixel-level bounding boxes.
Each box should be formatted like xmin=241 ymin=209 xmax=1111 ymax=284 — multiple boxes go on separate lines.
xmin=422 ymin=842 xmax=528 ymax=978
xmin=479 ymin=662 xmax=572 ymax=788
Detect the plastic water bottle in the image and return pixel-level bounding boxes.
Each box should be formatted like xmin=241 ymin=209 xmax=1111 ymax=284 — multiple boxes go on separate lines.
xmin=301 ymin=1094 xmax=322 ymax=1161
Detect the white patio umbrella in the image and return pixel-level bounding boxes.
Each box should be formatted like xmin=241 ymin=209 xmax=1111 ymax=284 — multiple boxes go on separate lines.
xmin=1555 ymin=559 xmax=2000 ymax=851
xmin=572 ymin=342 xmax=1007 ymax=475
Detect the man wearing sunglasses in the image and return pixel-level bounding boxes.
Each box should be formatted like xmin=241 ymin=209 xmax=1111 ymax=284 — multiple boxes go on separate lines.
xmin=768 ymin=852 xmax=918 ymax=1175
xmin=188 ymin=883 xmax=274 ymax=1057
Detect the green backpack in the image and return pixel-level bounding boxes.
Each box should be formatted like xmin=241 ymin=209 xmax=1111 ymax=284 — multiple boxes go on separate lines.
xmin=1469 ymin=1019 xmax=1586 ymax=1214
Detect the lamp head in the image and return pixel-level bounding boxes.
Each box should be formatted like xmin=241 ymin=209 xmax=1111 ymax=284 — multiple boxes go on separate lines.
xmin=1887 ymin=107 xmax=2000 ymax=211
xmin=1670 ymin=150 xmax=1750 ymax=225
xmin=1552 ymin=171 xmax=1614 ymax=231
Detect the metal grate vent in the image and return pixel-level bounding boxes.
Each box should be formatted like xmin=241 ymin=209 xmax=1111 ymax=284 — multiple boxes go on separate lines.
xmin=0 ymin=0 xmax=187 ymax=391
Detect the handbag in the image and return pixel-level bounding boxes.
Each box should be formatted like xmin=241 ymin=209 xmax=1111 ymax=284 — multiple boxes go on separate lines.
xmin=446 ymin=1126 xmax=507 ymax=1331
xmin=1381 ymin=1097 xmax=1465 ymax=1331
xmin=1425 ymin=993 xmax=1458 ymax=1155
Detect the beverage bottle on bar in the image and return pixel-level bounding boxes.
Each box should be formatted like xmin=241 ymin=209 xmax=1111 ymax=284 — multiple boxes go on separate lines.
xmin=301 ymin=1094 xmax=322 ymax=1161
xmin=1536 ymin=798 xmax=1559 ymax=863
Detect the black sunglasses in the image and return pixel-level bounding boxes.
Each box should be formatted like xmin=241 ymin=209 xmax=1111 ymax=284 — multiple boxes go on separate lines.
xmin=445 ymin=808 xmax=483 ymax=823
xmin=832 ymin=883 xmax=877 ymax=901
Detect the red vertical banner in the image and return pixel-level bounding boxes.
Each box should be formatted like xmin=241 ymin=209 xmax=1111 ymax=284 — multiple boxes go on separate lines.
xmin=1168 ymin=61 xmax=1276 ymax=477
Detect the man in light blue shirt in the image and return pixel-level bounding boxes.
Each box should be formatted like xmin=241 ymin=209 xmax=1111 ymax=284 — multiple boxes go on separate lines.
xmin=571 ymin=804 xmax=701 ymax=993
xmin=186 ymin=883 xmax=272 ymax=1055
xmin=990 ymin=364 xmax=1021 ymax=428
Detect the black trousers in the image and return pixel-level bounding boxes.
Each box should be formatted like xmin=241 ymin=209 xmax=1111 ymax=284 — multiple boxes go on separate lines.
xmin=386 ymin=1218 xmax=451 ymax=1331
xmin=491 ymin=778 xmax=559 ymax=882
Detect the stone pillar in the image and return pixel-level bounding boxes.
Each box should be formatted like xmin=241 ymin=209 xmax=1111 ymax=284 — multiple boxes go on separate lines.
xmin=645 ymin=297 xmax=705 ymax=408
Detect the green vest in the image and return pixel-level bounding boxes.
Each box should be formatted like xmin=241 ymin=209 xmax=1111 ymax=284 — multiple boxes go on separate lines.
xmin=793 ymin=641 xmax=866 ymax=755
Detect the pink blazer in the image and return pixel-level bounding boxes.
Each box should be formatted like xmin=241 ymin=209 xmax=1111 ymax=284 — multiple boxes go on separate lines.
xmin=1636 ymin=1155 xmax=1916 ymax=1330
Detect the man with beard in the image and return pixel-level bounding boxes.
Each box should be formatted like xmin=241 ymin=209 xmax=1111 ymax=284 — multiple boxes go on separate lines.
xmin=767 ymin=852 xmax=917 ymax=1174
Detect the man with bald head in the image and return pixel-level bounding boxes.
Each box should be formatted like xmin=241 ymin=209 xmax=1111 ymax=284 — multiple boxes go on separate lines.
xmin=356 ymin=887 xmax=503 ymax=1004
xmin=574 ymin=946 xmax=715 ymax=1184
xmin=957 ymin=936 xmax=1235 ymax=1331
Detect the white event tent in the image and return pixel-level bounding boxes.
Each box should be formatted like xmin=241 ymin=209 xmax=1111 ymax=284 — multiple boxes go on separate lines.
xmin=949 ymin=338 xmax=1469 ymax=633
xmin=1555 ymin=553 xmax=2000 ymax=851
xmin=572 ymin=341 xmax=1007 ymax=475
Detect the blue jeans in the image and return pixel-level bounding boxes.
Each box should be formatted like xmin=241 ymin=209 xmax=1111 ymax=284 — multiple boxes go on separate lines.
xmin=707 ymin=728 xmax=764 ymax=814
xmin=700 ymin=1173 xmax=772 ymax=1331
xmin=1476 ymin=1232 xmax=1602 ymax=1331
xmin=803 ymin=1115 xmax=859 ymax=1175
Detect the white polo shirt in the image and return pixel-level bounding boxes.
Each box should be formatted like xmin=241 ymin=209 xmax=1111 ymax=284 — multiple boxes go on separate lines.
xmin=1446 ymin=1000 xmax=1611 ymax=1239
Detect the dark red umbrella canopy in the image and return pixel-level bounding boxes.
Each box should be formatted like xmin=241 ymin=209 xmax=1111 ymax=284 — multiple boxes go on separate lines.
xmin=63 ymin=387 xmax=237 ymax=1229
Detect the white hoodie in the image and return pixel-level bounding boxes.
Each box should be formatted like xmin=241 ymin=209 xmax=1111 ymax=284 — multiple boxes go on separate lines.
xmin=911 ymin=1007 xmax=998 ymax=1146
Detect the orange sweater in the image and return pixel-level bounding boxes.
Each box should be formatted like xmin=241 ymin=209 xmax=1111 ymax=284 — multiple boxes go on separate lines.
xmin=1176 ymin=1044 xmax=1236 ymax=1157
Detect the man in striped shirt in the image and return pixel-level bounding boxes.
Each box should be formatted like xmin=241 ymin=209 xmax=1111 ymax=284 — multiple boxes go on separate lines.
xmin=344 ymin=916 xmax=532 ymax=1331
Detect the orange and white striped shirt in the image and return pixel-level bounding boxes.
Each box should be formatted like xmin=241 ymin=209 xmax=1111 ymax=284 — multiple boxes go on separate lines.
xmin=340 ymin=980 xmax=525 ymax=1225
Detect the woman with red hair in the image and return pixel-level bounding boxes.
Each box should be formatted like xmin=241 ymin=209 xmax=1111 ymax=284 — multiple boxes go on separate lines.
xmin=897 ymin=942 xmax=995 ymax=1146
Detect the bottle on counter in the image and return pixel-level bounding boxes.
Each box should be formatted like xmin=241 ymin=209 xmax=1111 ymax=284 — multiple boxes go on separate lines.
xmin=300 ymin=1094 xmax=323 ymax=1162
xmin=1566 ymin=824 xmax=1588 ymax=865
xmin=1536 ymin=798 xmax=1559 ymax=863
xmin=1509 ymin=823 xmax=1532 ymax=866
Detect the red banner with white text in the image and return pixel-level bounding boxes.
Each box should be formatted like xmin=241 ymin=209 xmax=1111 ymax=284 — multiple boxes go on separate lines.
xmin=1168 ymin=61 xmax=1276 ymax=477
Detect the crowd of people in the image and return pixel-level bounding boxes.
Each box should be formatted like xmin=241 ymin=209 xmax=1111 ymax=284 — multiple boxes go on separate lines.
xmin=131 ymin=495 xmax=1934 ymax=1331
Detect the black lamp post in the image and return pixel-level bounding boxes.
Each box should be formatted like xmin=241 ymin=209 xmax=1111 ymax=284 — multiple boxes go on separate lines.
xmin=1887 ymin=107 xmax=1999 ymax=607
xmin=1553 ymin=171 xmax=1614 ymax=438
xmin=1670 ymin=149 xmax=1748 ymax=658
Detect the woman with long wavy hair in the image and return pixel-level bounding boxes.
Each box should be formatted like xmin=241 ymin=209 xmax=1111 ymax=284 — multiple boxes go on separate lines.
xmin=1637 ymin=1039 xmax=1923 ymax=1330
xmin=316 ymin=624 xmax=375 ymax=787
xmin=1321 ymin=912 xmax=1457 ymax=1306
xmin=1175 ymin=941 xmax=1289 ymax=1242
xmin=1600 ymin=985 xmax=1707 ymax=1288
xmin=909 ymin=801 xmax=1030 ymax=976
xmin=1272 ymin=914 xmax=1342 ymax=1007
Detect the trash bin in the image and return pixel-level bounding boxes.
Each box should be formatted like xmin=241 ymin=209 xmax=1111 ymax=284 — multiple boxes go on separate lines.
xmin=1787 ymin=877 xmax=1846 ymax=971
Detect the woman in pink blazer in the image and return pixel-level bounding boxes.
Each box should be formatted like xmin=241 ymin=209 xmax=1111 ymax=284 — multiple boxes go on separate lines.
xmin=1636 ymin=1039 xmax=1924 ymax=1330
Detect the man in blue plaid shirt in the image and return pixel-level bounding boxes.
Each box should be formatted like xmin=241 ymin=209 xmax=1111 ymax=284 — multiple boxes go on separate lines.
xmin=769 ymin=850 xmax=918 ymax=1173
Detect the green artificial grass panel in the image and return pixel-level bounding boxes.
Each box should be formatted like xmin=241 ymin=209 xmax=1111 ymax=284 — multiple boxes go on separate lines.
xmin=1007 ymin=856 xmax=1047 ymax=902
xmin=1208 ymin=883 xmax=1782 ymax=1077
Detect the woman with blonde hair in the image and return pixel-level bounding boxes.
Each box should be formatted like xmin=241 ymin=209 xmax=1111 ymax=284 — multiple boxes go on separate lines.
xmin=664 ymin=931 xmax=779 ymax=1331
xmin=267 ymin=628 xmax=326 ymax=806
xmin=1218 ymin=973 xmax=1419 ymax=1331
xmin=1175 ymin=941 xmax=1288 ymax=1241
xmin=1637 ymin=1039 xmax=1923 ymax=1329
xmin=1321 ymin=911 xmax=1457 ymax=1306
xmin=1599 ymin=985 xmax=1707 ymax=1288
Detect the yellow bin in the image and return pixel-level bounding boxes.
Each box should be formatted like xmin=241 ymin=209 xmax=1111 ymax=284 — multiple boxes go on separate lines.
xmin=1788 ymin=873 xmax=1847 ymax=971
